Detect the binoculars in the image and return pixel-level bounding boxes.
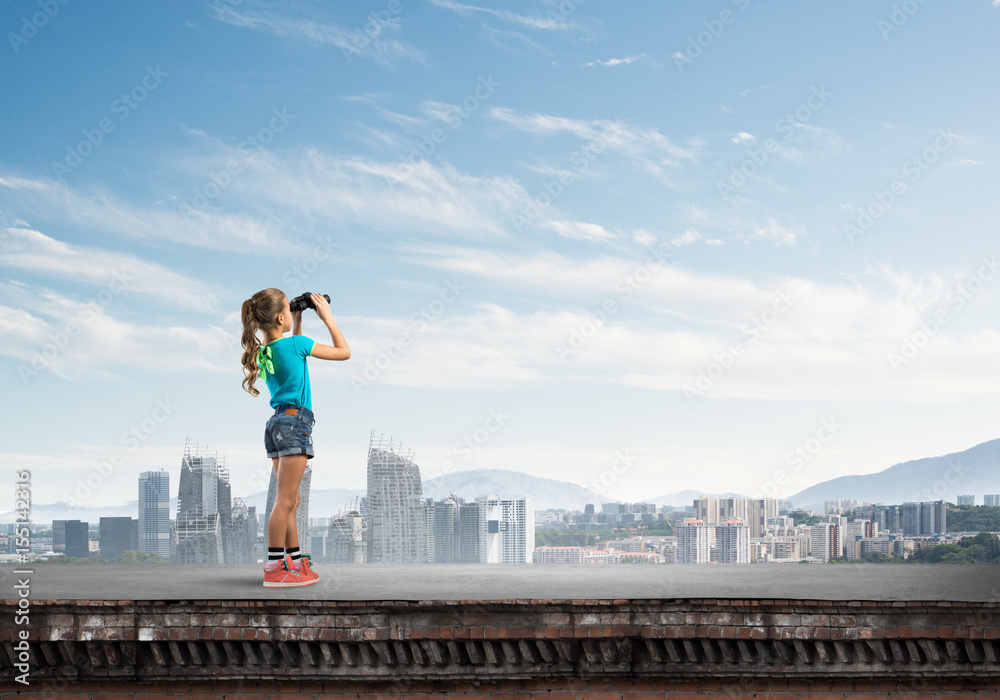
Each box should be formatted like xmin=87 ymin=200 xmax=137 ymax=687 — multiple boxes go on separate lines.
xmin=289 ymin=292 xmax=330 ymax=313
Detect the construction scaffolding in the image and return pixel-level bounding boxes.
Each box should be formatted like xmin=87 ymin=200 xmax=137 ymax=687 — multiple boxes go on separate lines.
xmin=172 ymin=439 xmax=230 ymax=564
xmin=365 ymin=429 xmax=425 ymax=564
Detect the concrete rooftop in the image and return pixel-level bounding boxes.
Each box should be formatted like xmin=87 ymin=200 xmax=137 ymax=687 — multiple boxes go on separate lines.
xmin=2 ymin=562 xmax=998 ymax=602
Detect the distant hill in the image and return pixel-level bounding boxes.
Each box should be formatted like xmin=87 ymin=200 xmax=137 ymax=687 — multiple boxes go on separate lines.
xmin=788 ymin=437 xmax=1000 ymax=511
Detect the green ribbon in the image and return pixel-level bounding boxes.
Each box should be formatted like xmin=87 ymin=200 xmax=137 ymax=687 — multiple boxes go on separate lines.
xmin=256 ymin=345 xmax=274 ymax=381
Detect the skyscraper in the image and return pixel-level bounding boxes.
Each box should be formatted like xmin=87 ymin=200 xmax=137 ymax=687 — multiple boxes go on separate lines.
xmin=810 ymin=522 xmax=841 ymax=562
xmin=99 ymin=517 xmax=138 ymax=558
xmin=138 ymin=470 xmax=170 ymax=558
xmin=478 ymin=494 xmax=534 ymax=564
xmin=676 ymin=518 xmax=710 ymax=563
xmin=749 ymin=499 xmax=780 ymax=539
xmin=53 ymin=520 xmax=90 ymax=558
xmin=900 ymin=501 xmax=947 ymax=536
xmin=986 ymin=494 xmax=1000 ymax=507
xmin=957 ymin=495 xmax=975 ymax=506
xmin=173 ymin=440 xmax=230 ymax=563
xmin=366 ymin=430 xmax=425 ymax=563
xmin=715 ymin=519 xmax=749 ymax=563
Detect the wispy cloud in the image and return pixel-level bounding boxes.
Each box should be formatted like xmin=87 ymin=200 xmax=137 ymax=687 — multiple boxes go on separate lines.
xmin=208 ymin=4 xmax=424 ymax=66
xmin=583 ymin=54 xmax=644 ymax=68
xmin=0 ymin=173 xmax=299 ymax=255
xmin=426 ymin=0 xmax=580 ymax=31
xmin=0 ymin=227 xmax=224 ymax=313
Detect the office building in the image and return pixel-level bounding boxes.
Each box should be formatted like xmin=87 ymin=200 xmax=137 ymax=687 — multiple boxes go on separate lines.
xmin=53 ymin=520 xmax=90 ymax=558
xmin=957 ymin=495 xmax=975 ymax=506
xmin=99 ymin=517 xmax=138 ymax=558
xmin=138 ymin=470 xmax=171 ymax=558
xmin=985 ymin=494 xmax=1000 ymax=507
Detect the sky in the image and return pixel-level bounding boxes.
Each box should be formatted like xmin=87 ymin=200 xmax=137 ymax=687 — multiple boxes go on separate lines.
xmin=1 ymin=0 xmax=999 ymax=513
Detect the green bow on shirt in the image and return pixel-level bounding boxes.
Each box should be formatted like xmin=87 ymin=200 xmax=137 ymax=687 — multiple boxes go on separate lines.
xmin=256 ymin=345 xmax=274 ymax=381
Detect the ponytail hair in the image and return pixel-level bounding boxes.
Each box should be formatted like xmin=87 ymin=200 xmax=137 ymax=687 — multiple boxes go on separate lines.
xmin=241 ymin=288 xmax=286 ymax=396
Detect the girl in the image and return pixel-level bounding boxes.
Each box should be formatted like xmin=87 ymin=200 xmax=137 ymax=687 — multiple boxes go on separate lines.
xmin=240 ymin=288 xmax=350 ymax=587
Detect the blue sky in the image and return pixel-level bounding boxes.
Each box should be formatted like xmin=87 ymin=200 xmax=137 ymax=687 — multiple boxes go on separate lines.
xmin=2 ymin=0 xmax=1000 ymax=512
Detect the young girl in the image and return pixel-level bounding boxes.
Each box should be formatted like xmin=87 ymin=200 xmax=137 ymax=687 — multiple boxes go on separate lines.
xmin=240 ymin=288 xmax=350 ymax=587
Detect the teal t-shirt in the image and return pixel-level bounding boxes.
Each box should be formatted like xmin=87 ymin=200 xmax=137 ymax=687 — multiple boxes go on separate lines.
xmin=262 ymin=335 xmax=316 ymax=411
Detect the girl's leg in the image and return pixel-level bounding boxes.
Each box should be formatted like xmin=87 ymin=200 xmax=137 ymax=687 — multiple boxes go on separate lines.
xmin=286 ymin=490 xmax=302 ymax=550
xmin=267 ymin=454 xmax=308 ymax=554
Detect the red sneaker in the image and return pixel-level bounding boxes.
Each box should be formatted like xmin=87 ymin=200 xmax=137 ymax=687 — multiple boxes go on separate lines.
xmin=294 ymin=553 xmax=319 ymax=583
xmin=263 ymin=554 xmax=314 ymax=587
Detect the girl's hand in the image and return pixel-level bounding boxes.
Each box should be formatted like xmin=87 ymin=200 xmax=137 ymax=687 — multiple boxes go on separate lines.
xmin=311 ymin=293 xmax=333 ymax=321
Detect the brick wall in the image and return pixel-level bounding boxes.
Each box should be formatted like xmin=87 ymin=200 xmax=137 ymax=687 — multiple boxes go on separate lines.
xmin=2 ymin=597 xmax=998 ymax=696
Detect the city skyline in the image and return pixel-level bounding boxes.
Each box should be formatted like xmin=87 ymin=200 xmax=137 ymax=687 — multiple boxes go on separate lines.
xmin=3 ymin=2 xmax=1000 ymax=511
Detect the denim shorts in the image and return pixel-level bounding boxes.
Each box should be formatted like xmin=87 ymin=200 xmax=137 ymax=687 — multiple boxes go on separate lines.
xmin=264 ymin=405 xmax=315 ymax=459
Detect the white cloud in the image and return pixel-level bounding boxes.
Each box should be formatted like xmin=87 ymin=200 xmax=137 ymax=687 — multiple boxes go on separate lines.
xmin=543 ymin=220 xmax=616 ymax=241
xmin=731 ymin=132 xmax=755 ymax=144
xmin=0 ymin=227 xmax=223 ymax=313
xmin=426 ymin=0 xmax=580 ymax=31
xmin=0 ymin=173 xmax=299 ymax=255
xmin=208 ymin=5 xmax=424 ymax=66
xmin=583 ymin=54 xmax=643 ymax=67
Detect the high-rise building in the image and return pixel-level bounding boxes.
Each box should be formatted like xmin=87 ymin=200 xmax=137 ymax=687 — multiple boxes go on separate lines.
xmin=458 ymin=502 xmax=481 ymax=563
xmin=478 ymin=494 xmax=534 ymax=564
xmin=719 ymin=497 xmax=749 ymax=525
xmin=715 ymin=519 xmax=749 ymax=563
xmin=985 ymin=494 xmax=1000 ymax=507
xmin=749 ymin=499 xmax=780 ymax=539
xmin=900 ymin=501 xmax=947 ymax=536
xmin=855 ymin=504 xmax=900 ymax=534
xmin=366 ymin=431 xmax=425 ymax=563
xmin=172 ymin=440 xmax=230 ymax=563
xmin=429 ymin=497 xmax=462 ymax=563
xmin=693 ymin=497 xmax=720 ymax=525
xmin=53 ymin=520 xmax=90 ymax=558
xmin=99 ymin=517 xmax=138 ymax=558
xmin=676 ymin=518 xmax=710 ymax=563
xmin=138 ymin=470 xmax=170 ymax=558
xmin=957 ymin=495 xmax=975 ymax=506
xmin=810 ymin=522 xmax=841 ymax=562
xmin=329 ymin=507 xmax=367 ymax=563
xmin=309 ymin=532 xmax=327 ymax=561
xmin=223 ymin=498 xmax=257 ymax=564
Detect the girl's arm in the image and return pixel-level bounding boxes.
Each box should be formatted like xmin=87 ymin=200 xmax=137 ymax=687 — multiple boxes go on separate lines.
xmin=292 ymin=308 xmax=303 ymax=336
xmin=308 ymin=292 xmax=351 ymax=361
